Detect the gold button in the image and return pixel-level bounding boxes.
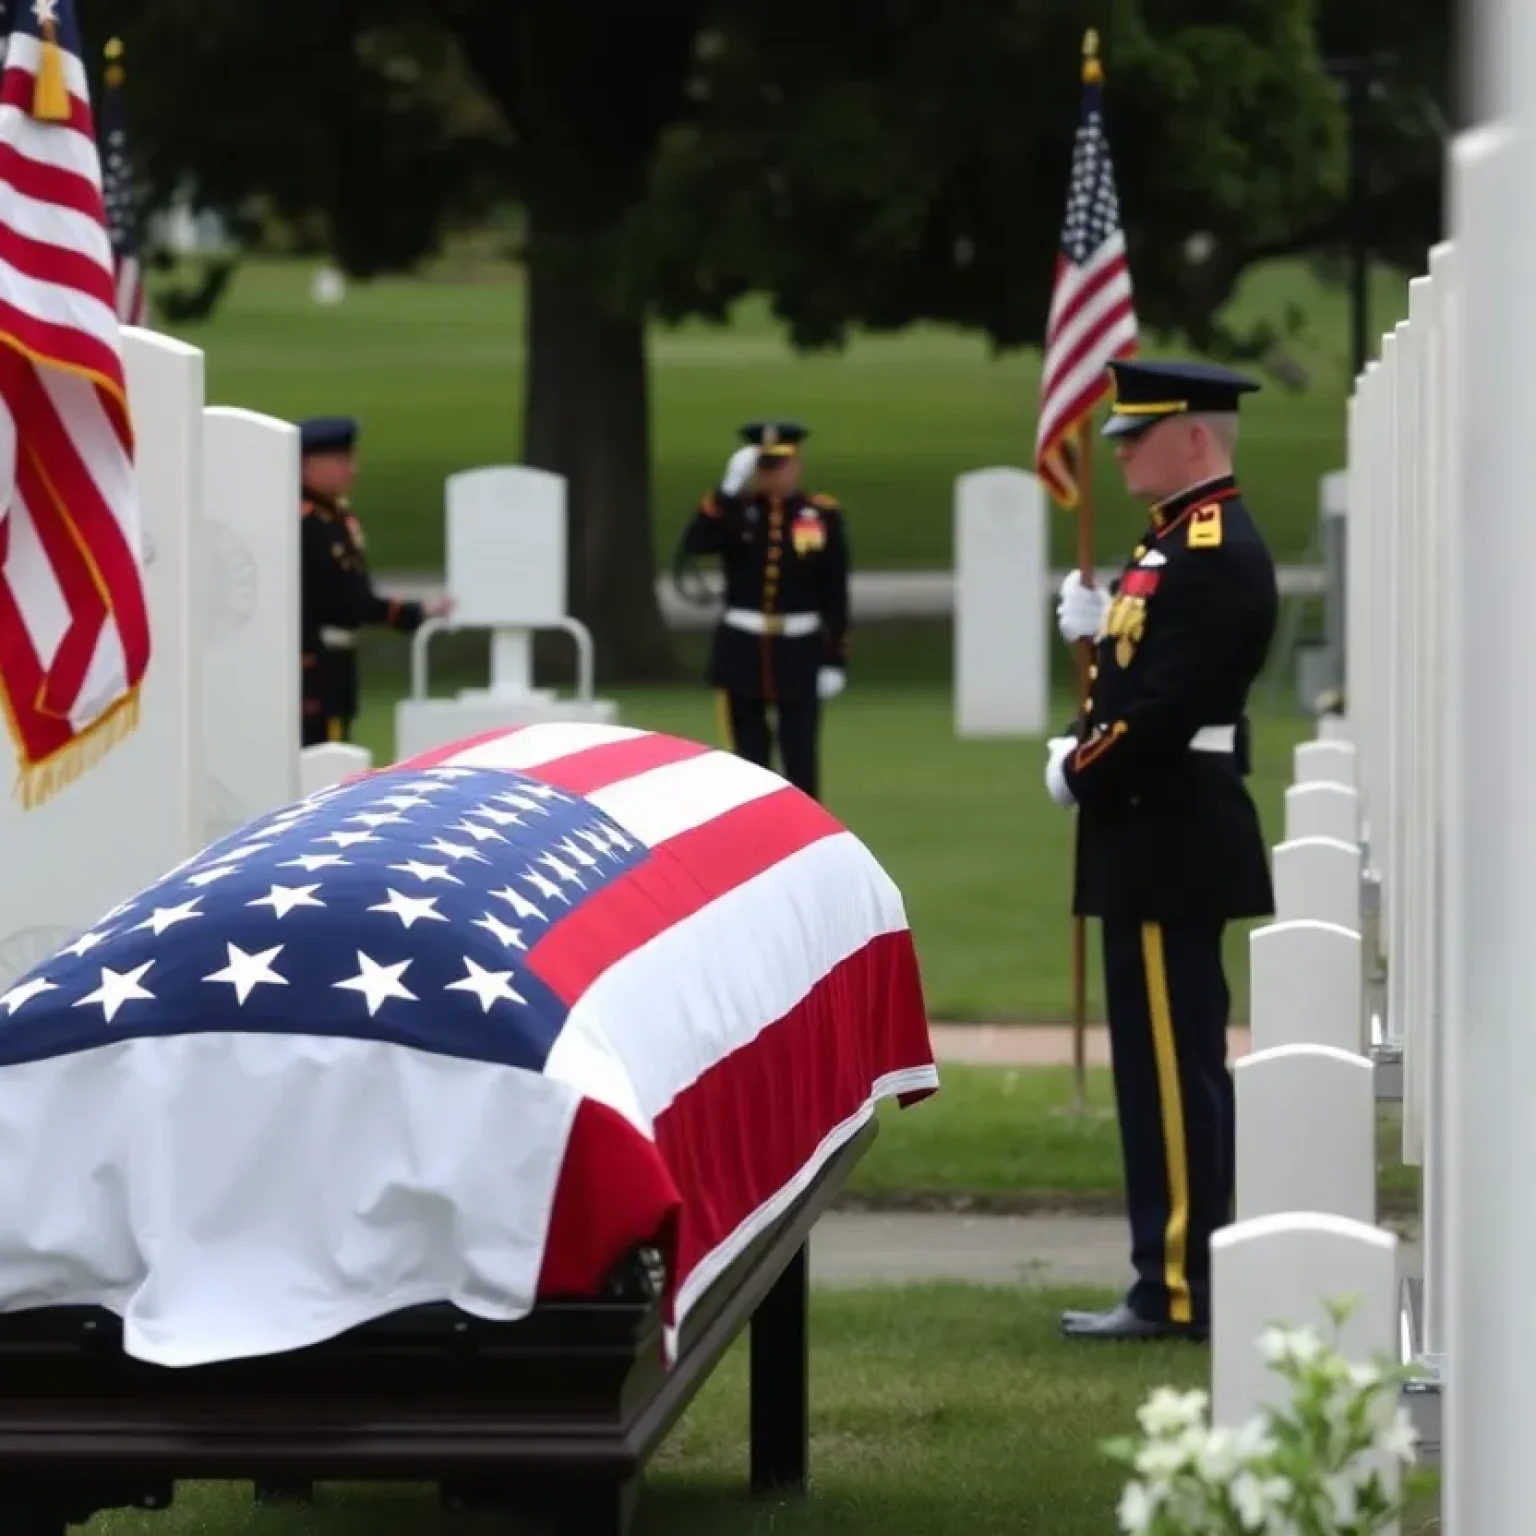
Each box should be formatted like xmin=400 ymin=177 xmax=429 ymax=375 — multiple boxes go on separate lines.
xmin=1089 ymin=664 xmax=1099 ymax=680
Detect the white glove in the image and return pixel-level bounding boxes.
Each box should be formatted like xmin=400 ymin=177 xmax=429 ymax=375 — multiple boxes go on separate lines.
xmin=817 ymin=667 xmax=846 ymax=701
xmin=1044 ymin=735 xmax=1077 ymax=808
xmin=1056 ymin=570 xmax=1110 ymax=644
xmin=721 ymin=445 xmax=760 ymax=495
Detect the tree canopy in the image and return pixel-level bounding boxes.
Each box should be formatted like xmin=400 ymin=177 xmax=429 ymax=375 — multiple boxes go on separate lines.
xmin=99 ymin=0 xmax=1443 ymax=677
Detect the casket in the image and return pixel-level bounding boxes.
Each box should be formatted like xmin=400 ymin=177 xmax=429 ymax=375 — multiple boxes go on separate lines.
xmin=0 ymin=724 xmax=937 ymax=1535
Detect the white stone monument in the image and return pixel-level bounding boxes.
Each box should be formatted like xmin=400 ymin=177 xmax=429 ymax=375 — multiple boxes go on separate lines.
xmin=1248 ymin=919 xmax=1364 ymax=1055
xmin=299 ymin=742 xmax=373 ymax=797
xmin=0 ymin=331 xmax=205 ymax=987
xmin=201 ymin=407 xmax=301 ymax=844
xmin=953 ymin=468 xmax=1048 ymax=738
xmin=1272 ymin=836 xmax=1362 ymax=931
xmin=1283 ymin=781 xmax=1360 ymax=844
xmin=394 ymin=466 xmax=618 ymax=760
xmin=1235 ymin=1045 xmax=1376 ymax=1222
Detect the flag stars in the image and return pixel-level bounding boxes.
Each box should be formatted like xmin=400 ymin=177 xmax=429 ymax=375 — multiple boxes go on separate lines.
xmin=538 ymin=851 xmax=584 ymax=887
xmin=375 ymin=794 xmax=432 ymax=812
xmin=130 ymin=898 xmax=203 ymax=936
xmin=348 ymin=810 xmax=407 ymax=829
xmin=317 ymin=829 xmax=377 ymax=849
xmin=521 ymin=868 xmax=569 ymax=905
xmin=490 ymin=884 xmax=543 ymax=922
xmin=203 ymin=943 xmax=287 ymax=1005
xmin=423 ymin=836 xmax=487 ymax=864
xmin=61 ymin=927 xmax=114 ymax=958
xmin=186 ymin=864 xmax=238 ymax=889
xmin=334 ymin=952 xmax=417 ymax=1017
xmin=448 ymin=818 xmax=506 ymax=844
xmin=247 ymin=883 xmax=326 ymax=919
xmin=369 ymin=889 xmax=448 ymax=929
xmin=73 ymin=961 xmax=155 ymax=1024
xmin=389 ymin=859 xmax=462 ymax=886
xmin=0 ymin=974 xmax=57 ymax=1015
xmin=278 ymin=852 xmax=348 ymax=874
xmin=446 ymin=956 xmax=526 ymax=1013
xmin=472 ymin=912 xmax=526 ymax=950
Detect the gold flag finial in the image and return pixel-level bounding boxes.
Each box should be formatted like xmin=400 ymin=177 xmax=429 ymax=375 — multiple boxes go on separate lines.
xmin=1082 ymin=28 xmax=1103 ymax=85
xmin=105 ymin=37 xmax=125 ymax=89
xmin=33 ymin=8 xmax=71 ymax=122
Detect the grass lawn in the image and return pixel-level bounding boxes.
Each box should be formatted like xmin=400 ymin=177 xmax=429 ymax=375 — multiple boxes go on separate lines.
xmin=846 ymin=1065 xmax=1421 ymax=1215
xmin=86 ymin=1286 xmax=1438 ymax=1535
xmin=348 ymin=618 xmax=1315 ymax=1022
xmin=167 ymin=254 xmax=1409 ymax=573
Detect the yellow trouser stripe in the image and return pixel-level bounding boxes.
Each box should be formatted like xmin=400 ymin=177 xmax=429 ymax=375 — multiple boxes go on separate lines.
xmin=326 ymin=717 xmax=343 ymax=743
xmin=1140 ymin=921 xmax=1192 ymax=1325
xmin=714 ymin=689 xmax=735 ymax=752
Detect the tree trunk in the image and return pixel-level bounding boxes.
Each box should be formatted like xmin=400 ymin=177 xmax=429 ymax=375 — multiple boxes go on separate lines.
xmin=522 ymin=210 xmax=681 ymax=684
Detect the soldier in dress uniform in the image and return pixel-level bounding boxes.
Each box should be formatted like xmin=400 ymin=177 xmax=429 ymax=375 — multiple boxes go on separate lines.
xmin=1044 ymin=359 xmax=1279 ymax=1343
xmin=298 ymin=416 xmax=453 ymax=747
xmin=673 ymin=420 xmax=850 ymax=801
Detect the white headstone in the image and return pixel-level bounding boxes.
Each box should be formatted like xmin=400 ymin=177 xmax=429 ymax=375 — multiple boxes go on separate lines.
xmin=1211 ymin=1213 xmax=1398 ymax=1434
xmin=1283 ymin=781 xmax=1360 ymax=844
xmin=0 ymin=330 xmax=205 ymax=988
xmin=446 ymin=465 xmax=566 ymax=700
xmin=1248 ymin=919 xmax=1364 ymax=1055
xmin=1294 ymin=739 xmax=1358 ymax=787
xmin=1272 ymin=837 xmax=1362 ymax=931
xmin=299 ymin=742 xmax=372 ymax=797
xmin=1235 ymin=1045 xmax=1376 ymax=1222
xmin=1317 ymin=714 xmax=1351 ymax=742
xmin=953 ymin=468 xmax=1047 ymax=737
xmin=202 ymin=407 xmax=301 ymax=844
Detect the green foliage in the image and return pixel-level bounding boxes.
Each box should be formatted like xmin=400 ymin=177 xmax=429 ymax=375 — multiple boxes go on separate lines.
xmin=100 ymin=0 xmax=1435 ymax=355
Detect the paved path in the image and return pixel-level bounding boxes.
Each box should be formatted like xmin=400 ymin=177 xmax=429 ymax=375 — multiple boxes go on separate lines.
xmin=810 ymin=1211 xmax=1421 ymax=1289
xmin=378 ymin=566 xmax=1324 ymax=629
xmin=927 ymin=1023 xmax=1252 ymax=1067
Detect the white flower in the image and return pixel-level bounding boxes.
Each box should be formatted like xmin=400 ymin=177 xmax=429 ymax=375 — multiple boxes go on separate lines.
xmin=1134 ymin=1434 xmax=1196 ymax=1483
xmin=1349 ymin=1361 xmax=1382 ymax=1390
xmin=1229 ymin=1470 xmax=1289 ymax=1530
xmin=1325 ymin=1470 xmax=1361 ymax=1525
xmin=1230 ymin=1417 xmax=1278 ymax=1462
xmin=1193 ymin=1425 xmax=1245 ymax=1483
xmin=1258 ymin=1323 xmax=1324 ymax=1367
xmin=1137 ymin=1385 xmax=1210 ymax=1438
xmin=1116 ymin=1478 xmax=1160 ymax=1534
xmin=1380 ymin=1406 xmax=1421 ymax=1463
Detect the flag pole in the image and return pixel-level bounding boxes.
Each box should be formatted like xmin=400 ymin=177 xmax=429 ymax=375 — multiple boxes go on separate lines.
xmin=1069 ymin=414 xmax=1096 ymax=1114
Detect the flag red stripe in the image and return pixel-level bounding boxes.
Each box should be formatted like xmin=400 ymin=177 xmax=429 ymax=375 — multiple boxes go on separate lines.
xmin=528 ymin=786 xmax=845 ymax=1004
xmin=0 ymin=138 xmax=103 ymax=223
xmin=527 ymin=732 xmax=712 ymax=795
xmin=536 ymin=930 xmax=934 ymax=1308
xmin=0 ymin=217 xmax=116 ymax=322
xmin=0 ymin=70 xmax=96 ymax=141
xmin=20 ymin=371 xmax=149 ymax=677
xmin=0 ymin=295 xmax=127 ymax=419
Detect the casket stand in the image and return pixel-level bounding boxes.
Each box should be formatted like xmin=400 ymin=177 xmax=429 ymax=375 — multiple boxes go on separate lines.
xmin=0 ymin=1121 xmax=874 ymax=1535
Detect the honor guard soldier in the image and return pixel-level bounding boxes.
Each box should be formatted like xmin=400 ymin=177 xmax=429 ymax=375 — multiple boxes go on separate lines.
xmin=298 ymin=416 xmax=453 ymax=747
xmin=673 ymin=420 xmax=850 ymax=801
xmin=1043 ymin=359 xmax=1279 ymax=1343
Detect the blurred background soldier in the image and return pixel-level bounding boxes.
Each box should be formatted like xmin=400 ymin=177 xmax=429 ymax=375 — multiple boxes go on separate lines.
xmin=673 ymin=420 xmax=850 ymax=801
xmin=298 ymin=416 xmax=453 ymax=747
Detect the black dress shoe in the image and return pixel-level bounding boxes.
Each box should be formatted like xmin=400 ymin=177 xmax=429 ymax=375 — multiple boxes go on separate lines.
xmin=1059 ymin=1301 xmax=1207 ymax=1343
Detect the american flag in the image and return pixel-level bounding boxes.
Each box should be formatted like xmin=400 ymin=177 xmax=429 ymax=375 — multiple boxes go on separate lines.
xmin=100 ymin=38 xmax=143 ymax=326
xmin=0 ymin=0 xmax=150 ymax=808
xmin=0 ymin=723 xmax=937 ymax=1366
xmin=1033 ymin=36 xmax=1139 ymax=509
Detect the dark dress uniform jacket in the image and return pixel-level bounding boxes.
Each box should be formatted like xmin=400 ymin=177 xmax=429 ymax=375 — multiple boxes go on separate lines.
xmin=678 ymin=487 xmax=850 ymax=701
xmin=300 ymin=492 xmax=424 ymax=732
xmin=1065 ymin=476 xmax=1278 ymax=923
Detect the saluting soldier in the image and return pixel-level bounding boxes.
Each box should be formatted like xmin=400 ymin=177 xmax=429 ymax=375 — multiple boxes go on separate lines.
xmin=674 ymin=420 xmax=850 ymax=801
xmin=298 ymin=416 xmax=453 ymax=746
xmin=1044 ymin=359 xmax=1279 ymax=1343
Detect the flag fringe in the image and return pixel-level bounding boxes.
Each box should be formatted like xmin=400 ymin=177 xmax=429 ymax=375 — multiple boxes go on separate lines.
xmin=14 ymin=688 xmax=141 ymax=810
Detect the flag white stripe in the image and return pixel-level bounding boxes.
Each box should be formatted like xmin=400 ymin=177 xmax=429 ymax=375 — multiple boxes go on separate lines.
xmin=36 ymin=361 xmax=137 ymax=517
xmin=1037 ymin=305 xmax=1138 ymax=449
xmin=1041 ymin=262 xmax=1135 ymax=394
xmin=0 ymin=247 xmax=120 ymax=345
xmin=0 ymin=165 xmax=112 ymax=267
xmin=0 ymin=101 xmax=104 ymax=190
xmin=546 ymin=831 xmax=909 ymax=1127
xmin=444 ymin=721 xmax=646 ymax=771
xmin=584 ymin=749 xmax=787 ymax=847
xmin=4 ymin=35 xmax=92 ymax=102
xmin=1044 ymin=231 xmax=1126 ymax=333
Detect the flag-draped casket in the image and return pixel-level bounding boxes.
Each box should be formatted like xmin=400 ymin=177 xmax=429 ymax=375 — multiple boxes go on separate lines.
xmin=0 ymin=723 xmax=937 ymax=1366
